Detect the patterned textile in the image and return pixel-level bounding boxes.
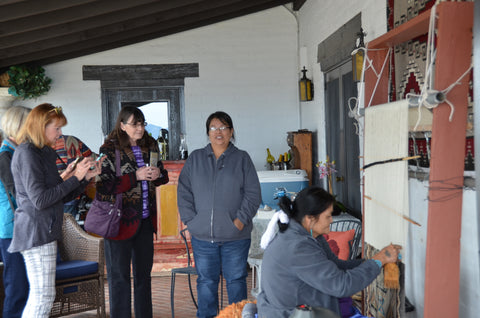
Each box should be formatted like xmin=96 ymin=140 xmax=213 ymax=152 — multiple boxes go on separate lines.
xmin=54 ymin=135 xmax=93 ymax=173
xmin=364 ymin=243 xmax=405 ymax=318
xmin=387 ymin=0 xmax=474 ymax=170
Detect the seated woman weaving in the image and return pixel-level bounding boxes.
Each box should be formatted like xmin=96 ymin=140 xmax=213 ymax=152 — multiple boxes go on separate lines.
xmin=256 ymin=186 xmax=401 ymax=318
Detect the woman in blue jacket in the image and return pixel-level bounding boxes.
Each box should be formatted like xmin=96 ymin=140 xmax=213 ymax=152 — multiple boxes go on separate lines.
xmin=177 ymin=111 xmax=261 ymax=318
xmin=0 ymin=106 xmax=30 ymax=318
xmin=257 ymin=186 xmax=401 ymax=318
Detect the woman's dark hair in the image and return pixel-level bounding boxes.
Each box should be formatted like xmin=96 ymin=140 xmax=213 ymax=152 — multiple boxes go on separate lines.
xmin=277 ymin=186 xmax=335 ymax=232
xmin=107 ymin=106 xmax=155 ymax=149
xmin=205 ymin=111 xmax=235 ymax=141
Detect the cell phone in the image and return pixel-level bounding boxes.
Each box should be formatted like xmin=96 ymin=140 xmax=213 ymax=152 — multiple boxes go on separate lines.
xmin=96 ymin=153 xmax=106 ymax=162
xmin=149 ymin=151 xmax=158 ymax=167
xmin=71 ymin=157 xmax=81 ymax=169
xmin=90 ymin=153 xmax=106 ymax=170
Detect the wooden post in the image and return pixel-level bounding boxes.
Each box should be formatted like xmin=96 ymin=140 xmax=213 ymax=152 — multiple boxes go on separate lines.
xmin=424 ymin=3 xmax=473 ymax=318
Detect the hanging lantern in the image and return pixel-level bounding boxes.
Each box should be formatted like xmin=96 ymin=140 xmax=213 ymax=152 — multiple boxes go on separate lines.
xmin=299 ymin=66 xmax=314 ymax=101
xmin=352 ymin=28 xmax=366 ymax=82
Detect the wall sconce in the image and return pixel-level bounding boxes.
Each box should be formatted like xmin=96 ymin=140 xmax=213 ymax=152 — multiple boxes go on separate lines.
xmin=299 ymin=66 xmax=314 ymax=101
xmin=352 ymin=28 xmax=366 ymax=82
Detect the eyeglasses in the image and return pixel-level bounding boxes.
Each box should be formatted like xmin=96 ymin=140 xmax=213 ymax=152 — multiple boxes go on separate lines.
xmin=125 ymin=121 xmax=147 ymax=128
xmin=209 ymin=126 xmax=230 ymax=132
xmin=49 ymin=106 xmax=63 ymax=115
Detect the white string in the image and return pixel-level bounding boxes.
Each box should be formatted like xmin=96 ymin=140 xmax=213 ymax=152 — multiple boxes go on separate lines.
xmin=348 ymin=47 xmax=391 ymax=134
xmin=407 ymin=1 xmax=472 ymax=130
xmin=348 ymin=96 xmax=361 ymax=135
xmin=367 ymin=48 xmax=392 ymax=108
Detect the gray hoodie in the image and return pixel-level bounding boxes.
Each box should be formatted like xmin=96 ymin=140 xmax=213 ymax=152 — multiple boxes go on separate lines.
xmin=177 ymin=143 xmax=261 ymax=242
xmin=257 ymin=220 xmax=381 ymax=317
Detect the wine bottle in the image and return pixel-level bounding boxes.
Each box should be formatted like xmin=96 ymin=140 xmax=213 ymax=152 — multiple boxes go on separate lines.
xmin=179 ymin=134 xmax=188 ymax=160
xmin=266 ymin=148 xmax=275 ymax=164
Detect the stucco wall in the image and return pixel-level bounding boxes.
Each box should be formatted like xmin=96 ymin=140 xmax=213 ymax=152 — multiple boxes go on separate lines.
xmin=13 ymin=6 xmax=299 ymax=171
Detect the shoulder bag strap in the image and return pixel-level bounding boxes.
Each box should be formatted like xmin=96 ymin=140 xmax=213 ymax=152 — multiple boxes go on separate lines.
xmin=114 ymin=149 xmax=122 ymax=209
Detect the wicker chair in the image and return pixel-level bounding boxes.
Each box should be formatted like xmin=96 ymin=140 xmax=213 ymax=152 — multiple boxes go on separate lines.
xmin=50 ymin=214 xmax=106 ymax=317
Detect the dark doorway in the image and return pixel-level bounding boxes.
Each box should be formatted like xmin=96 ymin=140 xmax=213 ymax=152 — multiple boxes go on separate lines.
xmin=325 ymin=61 xmax=361 ymax=219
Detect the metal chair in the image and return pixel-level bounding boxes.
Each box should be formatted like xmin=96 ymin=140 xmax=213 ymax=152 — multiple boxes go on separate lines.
xmin=170 ymin=228 xmax=223 ymax=318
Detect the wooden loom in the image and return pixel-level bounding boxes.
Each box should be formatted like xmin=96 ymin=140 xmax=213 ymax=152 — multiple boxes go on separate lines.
xmin=362 ymin=2 xmax=473 ymax=318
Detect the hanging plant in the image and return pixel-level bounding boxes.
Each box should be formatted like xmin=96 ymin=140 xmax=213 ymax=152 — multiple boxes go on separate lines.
xmin=6 ymin=65 xmax=52 ymax=99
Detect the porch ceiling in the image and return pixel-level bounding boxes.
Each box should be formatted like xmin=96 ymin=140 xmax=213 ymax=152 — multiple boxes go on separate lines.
xmin=0 ymin=0 xmax=307 ymax=72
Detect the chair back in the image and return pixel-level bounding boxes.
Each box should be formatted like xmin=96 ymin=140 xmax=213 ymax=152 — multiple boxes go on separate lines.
xmin=330 ymin=216 xmax=362 ymax=260
xmin=180 ymin=228 xmax=193 ymax=267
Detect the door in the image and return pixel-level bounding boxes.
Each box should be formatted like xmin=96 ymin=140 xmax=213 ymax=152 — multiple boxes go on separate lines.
xmin=325 ymin=61 xmax=361 ymax=219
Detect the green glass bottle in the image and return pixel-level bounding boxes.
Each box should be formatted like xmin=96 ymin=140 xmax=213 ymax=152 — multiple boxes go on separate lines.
xmin=266 ymin=148 xmax=275 ymax=164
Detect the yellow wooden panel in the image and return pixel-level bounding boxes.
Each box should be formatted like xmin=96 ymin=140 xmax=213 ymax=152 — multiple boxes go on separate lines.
xmin=159 ymin=184 xmax=179 ymax=236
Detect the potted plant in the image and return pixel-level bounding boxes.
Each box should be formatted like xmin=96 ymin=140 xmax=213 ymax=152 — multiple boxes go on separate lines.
xmin=1 ymin=65 xmax=52 ymax=99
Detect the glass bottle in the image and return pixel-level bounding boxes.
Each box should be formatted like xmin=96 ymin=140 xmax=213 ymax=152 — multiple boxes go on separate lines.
xmin=161 ymin=129 xmax=169 ymax=160
xmin=266 ymin=148 xmax=275 ymax=164
xmin=158 ymin=135 xmax=166 ymax=160
xmin=179 ymin=134 xmax=188 ymax=160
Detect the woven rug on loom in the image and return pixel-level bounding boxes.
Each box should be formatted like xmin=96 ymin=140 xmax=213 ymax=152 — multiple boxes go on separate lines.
xmin=364 ymin=244 xmax=405 ymax=318
xmin=363 ymin=99 xmax=409 ymax=317
xmin=387 ymin=0 xmax=474 ymax=170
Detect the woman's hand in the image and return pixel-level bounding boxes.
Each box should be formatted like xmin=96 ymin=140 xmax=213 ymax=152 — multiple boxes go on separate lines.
xmin=85 ymin=155 xmax=105 ymax=181
xmin=233 ymin=218 xmax=244 ymax=231
xmin=373 ymin=243 xmax=402 ymax=266
xmin=73 ymin=157 xmax=94 ymax=181
xmin=60 ymin=161 xmax=76 ymax=180
xmin=136 ymin=165 xmax=160 ymax=181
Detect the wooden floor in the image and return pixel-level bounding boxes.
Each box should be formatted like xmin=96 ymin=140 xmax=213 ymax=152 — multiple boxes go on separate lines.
xmin=65 ymin=270 xmax=255 ymax=318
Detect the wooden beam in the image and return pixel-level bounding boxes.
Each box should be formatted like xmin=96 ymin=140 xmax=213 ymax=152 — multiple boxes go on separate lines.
xmin=82 ymin=64 xmax=199 ymax=81
xmin=424 ymin=3 xmax=473 ymax=318
xmin=0 ymin=0 xmax=206 ymax=40
xmin=293 ymin=0 xmax=307 ymax=11
xmin=368 ymin=8 xmax=431 ymax=49
xmin=364 ymin=7 xmax=432 ymax=107
xmin=363 ymin=48 xmax=390 ymax=107
xmin=0 ymin=0 xmax=289 ymax=68
xmin=0 ymin=0 xmax=95 ymax=21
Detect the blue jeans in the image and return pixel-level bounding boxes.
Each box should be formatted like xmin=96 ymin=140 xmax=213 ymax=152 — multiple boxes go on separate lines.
xmin=0 ymin=238 xmax=29 ymax=318
xmin=63 ymin=200 xmax=79 ymax=219
xmin=191 ymin=237 xmax=250 ymax=318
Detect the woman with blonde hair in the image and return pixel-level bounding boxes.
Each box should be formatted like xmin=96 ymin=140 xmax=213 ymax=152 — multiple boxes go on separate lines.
xmin=0 ymin=105 xmax=31 ymax=318
xmin=8 ymin=103 xmax=103 ymax=317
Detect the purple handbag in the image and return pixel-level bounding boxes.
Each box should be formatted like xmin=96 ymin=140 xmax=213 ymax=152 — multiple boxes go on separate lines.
xmin=84 ymin=149 xmax=122 ymax=238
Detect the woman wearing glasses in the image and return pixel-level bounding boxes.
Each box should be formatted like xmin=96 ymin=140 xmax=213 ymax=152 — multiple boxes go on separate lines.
xmin=8 ymin=103 xmax=102 ymax=317
xmin=177 ymin=111 xmax=261 ymax=318
xmin=96 ymin=106 xmax=169 ymax=318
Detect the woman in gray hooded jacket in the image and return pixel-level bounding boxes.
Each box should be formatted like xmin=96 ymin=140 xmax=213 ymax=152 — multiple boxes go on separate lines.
xmin=177 ymin=111 xmax=261 ymax=318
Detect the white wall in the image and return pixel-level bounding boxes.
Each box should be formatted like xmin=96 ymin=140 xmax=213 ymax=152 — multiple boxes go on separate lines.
xmin=407 ymin=178 xmax=479 ymax=318
xmin=296 ymin=0 xmax=386 ymax=162
xmin=12 ymin=6 xmax=299 ymax=171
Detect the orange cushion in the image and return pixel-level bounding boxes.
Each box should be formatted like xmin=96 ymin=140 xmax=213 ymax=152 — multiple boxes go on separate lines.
xmin=324 ymin=229 xmax=355 ymax=260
